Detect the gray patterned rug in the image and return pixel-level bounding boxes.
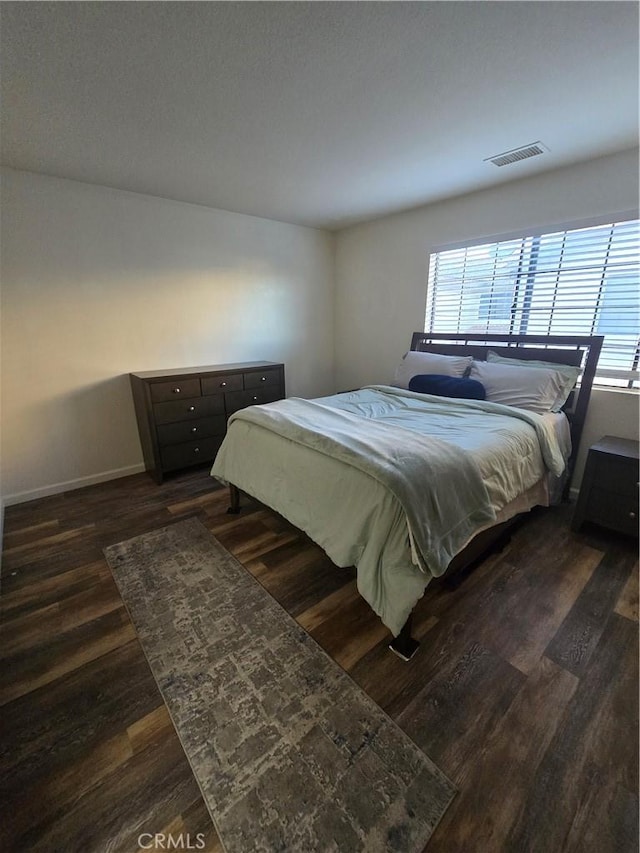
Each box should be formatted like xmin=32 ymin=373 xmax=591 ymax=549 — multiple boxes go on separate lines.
xmin=104 ymin=517 xmax=455 ymax=852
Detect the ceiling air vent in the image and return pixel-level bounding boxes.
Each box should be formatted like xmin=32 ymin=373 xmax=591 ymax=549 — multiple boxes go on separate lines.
xmin=484 ymin=142 xmax=549 ymax=167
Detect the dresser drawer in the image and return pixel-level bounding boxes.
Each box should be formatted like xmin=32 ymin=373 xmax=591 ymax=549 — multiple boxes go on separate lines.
xmin=593 ymin=454 xmax=639 ymax=498
xmin=225 ymin=387 xmax=282 ymax=415
xmin=160 ymin=437 xmax=223 ymax=471
xmin=149 ymin=378 xmax=201 ymax=403
xmin=156 ymin=416 xmax=226 ymax=446
xmin=153 ymin=395 xmax=224 ymax=425
xmin=586 ymin=487 xmax=639 ymax=536
xmin=243 ymin=368 xmax=281 ymax=390
xmin=201 ymin=373 xmax=243 ymax=395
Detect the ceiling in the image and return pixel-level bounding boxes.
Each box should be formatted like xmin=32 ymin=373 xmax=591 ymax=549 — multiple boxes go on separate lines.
xmin=1 ymin=2 xmax=638 ymax=230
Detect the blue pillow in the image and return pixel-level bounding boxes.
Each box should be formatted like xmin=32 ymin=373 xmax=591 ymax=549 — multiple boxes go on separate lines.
xmin=408 ymin=373 xmax=486 ymax=400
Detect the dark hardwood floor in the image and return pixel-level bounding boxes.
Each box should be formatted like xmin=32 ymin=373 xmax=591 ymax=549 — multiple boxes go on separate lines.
xmin=1 ymin=466 xmax=638 ymax=852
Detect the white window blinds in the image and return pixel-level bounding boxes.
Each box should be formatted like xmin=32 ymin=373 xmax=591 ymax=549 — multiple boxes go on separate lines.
xmin=425 ymin=219 xmax=640 ymax=387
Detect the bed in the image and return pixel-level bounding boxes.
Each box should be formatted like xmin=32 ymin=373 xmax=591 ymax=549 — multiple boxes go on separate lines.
xmin=211 ymin=333 xmax=603 ymax=659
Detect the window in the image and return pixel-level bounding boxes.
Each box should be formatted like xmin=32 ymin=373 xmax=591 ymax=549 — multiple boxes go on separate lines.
xmin=425 ymin=219 xmax=640 ymax=387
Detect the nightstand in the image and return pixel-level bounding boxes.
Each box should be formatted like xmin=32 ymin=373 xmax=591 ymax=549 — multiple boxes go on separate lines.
xmin=572 ymin=436 xmax=639 ymax=536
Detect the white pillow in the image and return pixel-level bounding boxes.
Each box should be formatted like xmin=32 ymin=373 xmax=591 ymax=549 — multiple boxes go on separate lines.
xmin=486 ymin=351 xmax=580 ymax=412
xmin=392 ymin=351 xmax=473 ymax=389
xmin=469 ymin=359 xmax=567 ymax=414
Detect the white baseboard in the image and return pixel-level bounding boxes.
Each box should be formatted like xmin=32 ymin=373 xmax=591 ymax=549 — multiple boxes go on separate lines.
xmin=3 ymin=463 xmax=147 ymax=507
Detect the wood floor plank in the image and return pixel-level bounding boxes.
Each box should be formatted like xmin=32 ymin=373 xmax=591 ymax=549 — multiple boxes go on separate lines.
xmin=2 ymin=524 xmax=96 ymax=563
xmin=230 ymin=528 xmax=300 ymax=563
xmin=206 ymin=506 xmax=270 ymax=535
xmin=239 ymin=534 xmax=354 ymax=617
xmin=1 ymin=493 xmax=67 ymax=530
xmin=348 ymin=610 xmax=468 ymax=717
xmin=0 ymin=607 xmax=137 ymax=705
xmin=1 ymin=541 xmax=105 ymax=593
xmin=546 ymin=545 xmax=636 ymax=677
xmin=575 ymin=615 xmax=639 ymax=795
xmin=2 ymin=518 xmax=60 ymax=548
xmin=313 ymin=600 xmax=391 ymax=670
xmin=0 ymin=642 xmax=166 ymax=794
xmin=497 ymin=541 xmax=602 ymax=674
xmin=0 ymin=559 xmax=108 ymax=619
xmin=8 ymin=733 xmax=204 ymax=853
xmin=397 ymin=640 xmax=526 ymax=778
xmin=212 ymin=516 xmax=279 ymax=556
xmin=127 ymin=704 xmax=174 ymax=754
xmin=2 ymin=730 xmax=135 ymax=846
xmin=0 ymin=577 xmax=123 ymax=657
xmin=166 ymin=490 xmax=226 ymax=515
xmin=297 ymin=580 xmax=361 ymax=633
xmin=504 ymin=613 xmax=639 ymax=853
xmin=421 ymin=527 xmax=602 ymax=676
xmin=1 ymin=467 xmax=636 ymax=852
xmin=615 ymin=560 xmax=639 ymax=621
xmin=426 ymin=656 xmax=579 ymax=852
xmin=564 ymin=772 xmax=639 ymax=853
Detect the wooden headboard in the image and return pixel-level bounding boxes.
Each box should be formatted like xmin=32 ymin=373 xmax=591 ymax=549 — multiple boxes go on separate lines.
xmin=409 ymin=332 xmax=604 ymax=478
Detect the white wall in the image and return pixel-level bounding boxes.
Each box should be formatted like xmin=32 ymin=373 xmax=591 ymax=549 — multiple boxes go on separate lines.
xmin=334 ymin=148 xmax=639 ymax=488
xmin=573 ymin=387 xmax=639 ymax=494
xmin=1 ymin=169 xmax=335 ymax=503
xmin=2 ymin=150 xmax=638 ymax=505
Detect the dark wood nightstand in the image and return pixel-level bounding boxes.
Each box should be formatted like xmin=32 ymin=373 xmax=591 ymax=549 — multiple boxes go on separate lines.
xmin=572 ymin=435 xmax=639 ymax=536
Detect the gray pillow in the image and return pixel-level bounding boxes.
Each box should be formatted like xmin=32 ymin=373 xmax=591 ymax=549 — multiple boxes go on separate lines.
xmin=469 ymin=359 xmax=569 ymax=414
xmin=487 ymin=351 xmax=580 ymax=411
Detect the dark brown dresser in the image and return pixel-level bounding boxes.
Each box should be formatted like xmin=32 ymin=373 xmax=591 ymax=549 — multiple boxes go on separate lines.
xmin=130 ymin=361 xmax=285 ymax=483
xmin=572 ymin=435 xmax=639 ymax=536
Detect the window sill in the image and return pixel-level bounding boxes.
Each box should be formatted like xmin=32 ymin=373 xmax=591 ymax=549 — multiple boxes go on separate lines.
xmin=590 ymin=385 xmax=639 ymax=397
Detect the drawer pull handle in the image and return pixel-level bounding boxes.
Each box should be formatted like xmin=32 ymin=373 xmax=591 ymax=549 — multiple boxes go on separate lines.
xmin=260 ymin=376 xmax=267 ymax=382
xmin=191 ymin=427 xmax=198 ymax=433
xmin=194 ymin=447 xmax=200 ymax=454
xmin=188 ymin=406 xmax=196 ymax=412
xmin=220 ymin=381 xmax=227 ymax=387
xmin=172 ymin=387 xmax=181 ymax=394
xmin=252 ymin=395 xmax=258 ymax=401
xmin=630 ymin=511 xmax=636 ymax=519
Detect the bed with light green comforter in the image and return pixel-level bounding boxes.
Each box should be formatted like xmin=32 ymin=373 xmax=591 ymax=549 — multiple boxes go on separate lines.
xmin=211 ymin=385 xmax=570 ymax=635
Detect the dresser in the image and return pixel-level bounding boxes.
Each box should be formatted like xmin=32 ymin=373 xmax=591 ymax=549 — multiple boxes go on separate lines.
xmin=129 ymin=361 xmax=285 ymax=483
xmin=571 ymin=435 xmax=639 ymax=536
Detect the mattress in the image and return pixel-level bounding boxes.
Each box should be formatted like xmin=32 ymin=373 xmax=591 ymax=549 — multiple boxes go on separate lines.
xmin=211 ymin=386 xmax=570 ymax=635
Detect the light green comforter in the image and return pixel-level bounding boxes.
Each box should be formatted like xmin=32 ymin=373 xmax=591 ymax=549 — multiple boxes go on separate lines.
xmin=211 ymin=386 xmax=568 ymax=635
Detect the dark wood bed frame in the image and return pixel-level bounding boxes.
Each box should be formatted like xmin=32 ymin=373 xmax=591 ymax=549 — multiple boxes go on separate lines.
xmin=389 ymin=332 xmax=604 ymax=659
xmin=228 ymin=332 xmax=604 ymax=661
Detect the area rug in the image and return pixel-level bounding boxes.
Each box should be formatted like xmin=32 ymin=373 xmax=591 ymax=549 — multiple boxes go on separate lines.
xmin=104 ymin=517 xmax=455 ymax=852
